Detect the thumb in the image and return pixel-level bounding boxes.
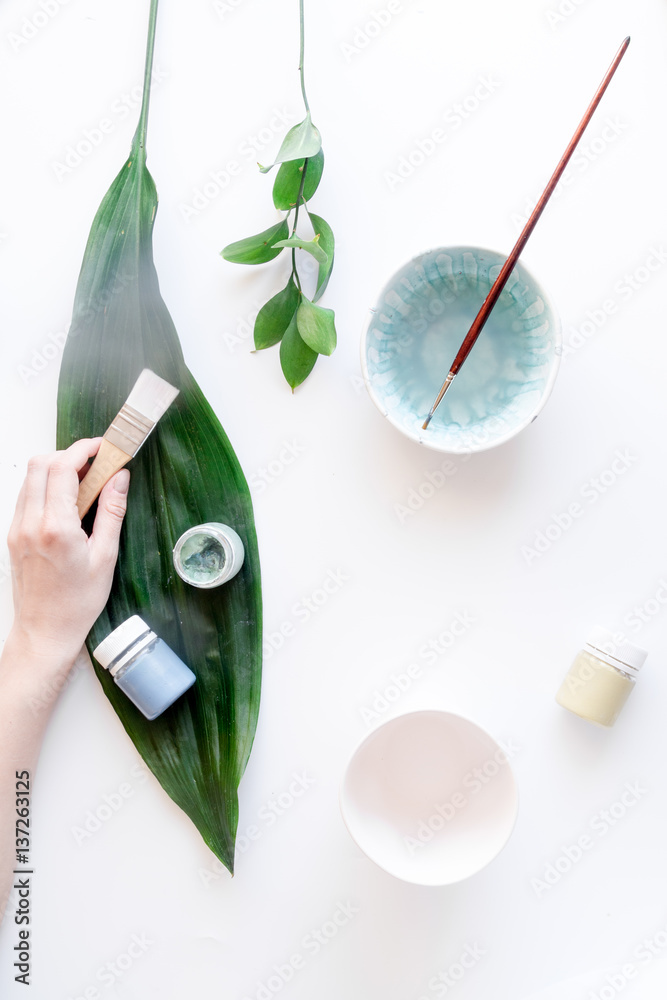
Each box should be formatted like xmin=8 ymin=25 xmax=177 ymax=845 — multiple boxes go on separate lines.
xmin=90 ymin=470 xmax=130 ymax=564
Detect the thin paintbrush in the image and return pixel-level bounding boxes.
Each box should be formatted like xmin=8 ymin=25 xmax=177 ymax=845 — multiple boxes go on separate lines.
xmin=77 ymin=368 xmax=179 ymax=519
xmin=422 ymin=36 xmax=630 ymax=431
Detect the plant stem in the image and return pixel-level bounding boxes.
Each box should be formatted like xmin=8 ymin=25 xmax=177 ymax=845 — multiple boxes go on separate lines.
xmin=291 ymin=249 xmax=301 ymax=291
xmin=291 ymin=162 xmax=308 ymax=237
xmin=298 ymin=0 xmax=309 ymax=115
xmin=136 ymin=0 xmax=160 ymax=154
xmin=289 ymin=159 xmax=309 ymax=292
xmin=291 ymin=0 xmax=311 ymax=293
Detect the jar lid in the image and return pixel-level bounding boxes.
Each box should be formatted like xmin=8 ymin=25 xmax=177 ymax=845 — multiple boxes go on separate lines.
xmin=172 ymin=522 xmax=244 ymax=589
xmin=586 ymin=626 xmax=648 ymax=675
xmin=93 ymin=615 xmax=152 ymax=670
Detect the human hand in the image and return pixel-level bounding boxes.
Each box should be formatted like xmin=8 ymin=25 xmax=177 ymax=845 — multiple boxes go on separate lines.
xmin=6 ymin=438 xmax=129 ymax=671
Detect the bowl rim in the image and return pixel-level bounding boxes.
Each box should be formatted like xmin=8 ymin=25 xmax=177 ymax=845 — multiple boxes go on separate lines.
xmin=339 ymin=708 xmax=519 ymax=886
xmin=359 ymin=244 xmax=563 ymax=454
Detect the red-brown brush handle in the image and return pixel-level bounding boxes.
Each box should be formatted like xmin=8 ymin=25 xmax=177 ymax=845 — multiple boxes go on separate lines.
xmin=423 ymin=36 xmax=630 ymax=428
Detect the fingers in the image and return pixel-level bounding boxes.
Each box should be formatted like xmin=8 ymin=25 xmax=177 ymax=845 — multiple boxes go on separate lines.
xmin=74 ymin=438 xmax=103 ymax=480
xmin=9 ymin=479 xmax=28 ymax=539
xmin=10 ymin=439 xmax=104 ymax=545
xmin=89 ymin=470 xmax=130 ymax=567
xmin=8 ymin=455 xmax=49 ymax=552
xmin=21 ymin=453 xmax=52 ymax=528
xmin=45 ymin=438 xmax=103 ymax=513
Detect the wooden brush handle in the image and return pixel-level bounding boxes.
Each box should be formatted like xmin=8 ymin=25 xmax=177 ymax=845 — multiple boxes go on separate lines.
xmin=77 ymin=439 xmax=131 ymax=520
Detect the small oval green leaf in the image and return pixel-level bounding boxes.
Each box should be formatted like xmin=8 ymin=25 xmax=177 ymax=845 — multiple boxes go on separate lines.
xmin=254 ymin=279 xmax=301 ymax=350
xmin=308 ymin=212 xmax=335 ymax=302
xmin=296 ymin=296 xmax=337 ymax=356
xmin=222 ymin=219 xmax=289 ymax=264
xmin=280 ymin=312 xmax=318 ymax=390
xmin=272 ymin=236 xmax=328 ymax=265
xmin=259 ymin=114 xmax=322 ymax=173
xmin=272 ymin=149 xmax=325 ymax=210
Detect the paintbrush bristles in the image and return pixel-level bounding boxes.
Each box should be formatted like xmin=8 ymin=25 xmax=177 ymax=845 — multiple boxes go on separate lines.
xmin=423 ymin=372 xmax=456 ymax=430
xmin=105 ymin=369 xmax=180 ymax=457
xmin=126 ymin=368 xmax=180 ymax=424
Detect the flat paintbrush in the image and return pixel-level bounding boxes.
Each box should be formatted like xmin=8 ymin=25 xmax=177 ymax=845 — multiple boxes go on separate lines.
xmin=77 ymin=368 xmax=179 ymax=519
xmin=422 ymin=36 xmax=630 ymax=431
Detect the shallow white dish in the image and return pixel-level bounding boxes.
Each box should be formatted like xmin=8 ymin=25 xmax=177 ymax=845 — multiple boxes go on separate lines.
xmin=340 ymin=710 xmax=519 ymax=886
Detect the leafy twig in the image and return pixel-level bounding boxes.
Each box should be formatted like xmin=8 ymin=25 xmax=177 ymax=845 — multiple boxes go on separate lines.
xmin=221 ymin=0 xmax=336 ymax=390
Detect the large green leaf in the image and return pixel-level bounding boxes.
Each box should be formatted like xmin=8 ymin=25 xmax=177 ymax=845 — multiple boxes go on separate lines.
xmin=56 ymin=2 xmax=262 ymax=875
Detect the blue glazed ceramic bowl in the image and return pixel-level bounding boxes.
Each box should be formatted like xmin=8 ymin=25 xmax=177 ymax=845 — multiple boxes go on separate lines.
xmin=361 ymin=246 xmax=561 ymax=453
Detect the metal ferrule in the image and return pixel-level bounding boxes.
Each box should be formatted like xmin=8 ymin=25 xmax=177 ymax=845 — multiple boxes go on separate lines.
xmin=105 ymin=403 xmax=155 ymax=457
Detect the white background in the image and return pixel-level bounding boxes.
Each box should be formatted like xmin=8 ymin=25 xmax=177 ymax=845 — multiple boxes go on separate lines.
xmin=0 ymin=0 xmax=666 ymax=997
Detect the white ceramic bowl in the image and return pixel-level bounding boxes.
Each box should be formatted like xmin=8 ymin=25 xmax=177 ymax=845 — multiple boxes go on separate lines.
xmin=361 ymin=246 xmax=561 ymax=453
xmin=340 ymin=710 xmax=518 ymax=886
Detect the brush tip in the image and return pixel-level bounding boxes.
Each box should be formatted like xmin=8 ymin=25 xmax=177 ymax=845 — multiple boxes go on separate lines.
xmin=422 ymin=414 xmax=432 ymax=431
xmin=127 ymin=368 xmax=179 ymax=422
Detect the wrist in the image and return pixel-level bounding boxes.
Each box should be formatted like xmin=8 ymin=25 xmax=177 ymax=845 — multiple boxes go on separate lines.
xmin=0 ymin=629 xmax=87 ymax=720
xmin=2 ymin=626 xmax=82 ymax=683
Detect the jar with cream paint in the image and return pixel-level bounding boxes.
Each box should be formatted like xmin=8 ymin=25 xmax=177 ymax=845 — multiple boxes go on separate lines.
xmin=556 ymin=627 xmax=647 ymax=727
xmin=172 ymin=522 xmax=244 ymax=589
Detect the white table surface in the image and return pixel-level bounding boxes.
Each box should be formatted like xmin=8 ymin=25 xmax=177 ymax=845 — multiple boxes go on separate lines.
xmin=1 ymin=0 xmax=666 ymax=997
